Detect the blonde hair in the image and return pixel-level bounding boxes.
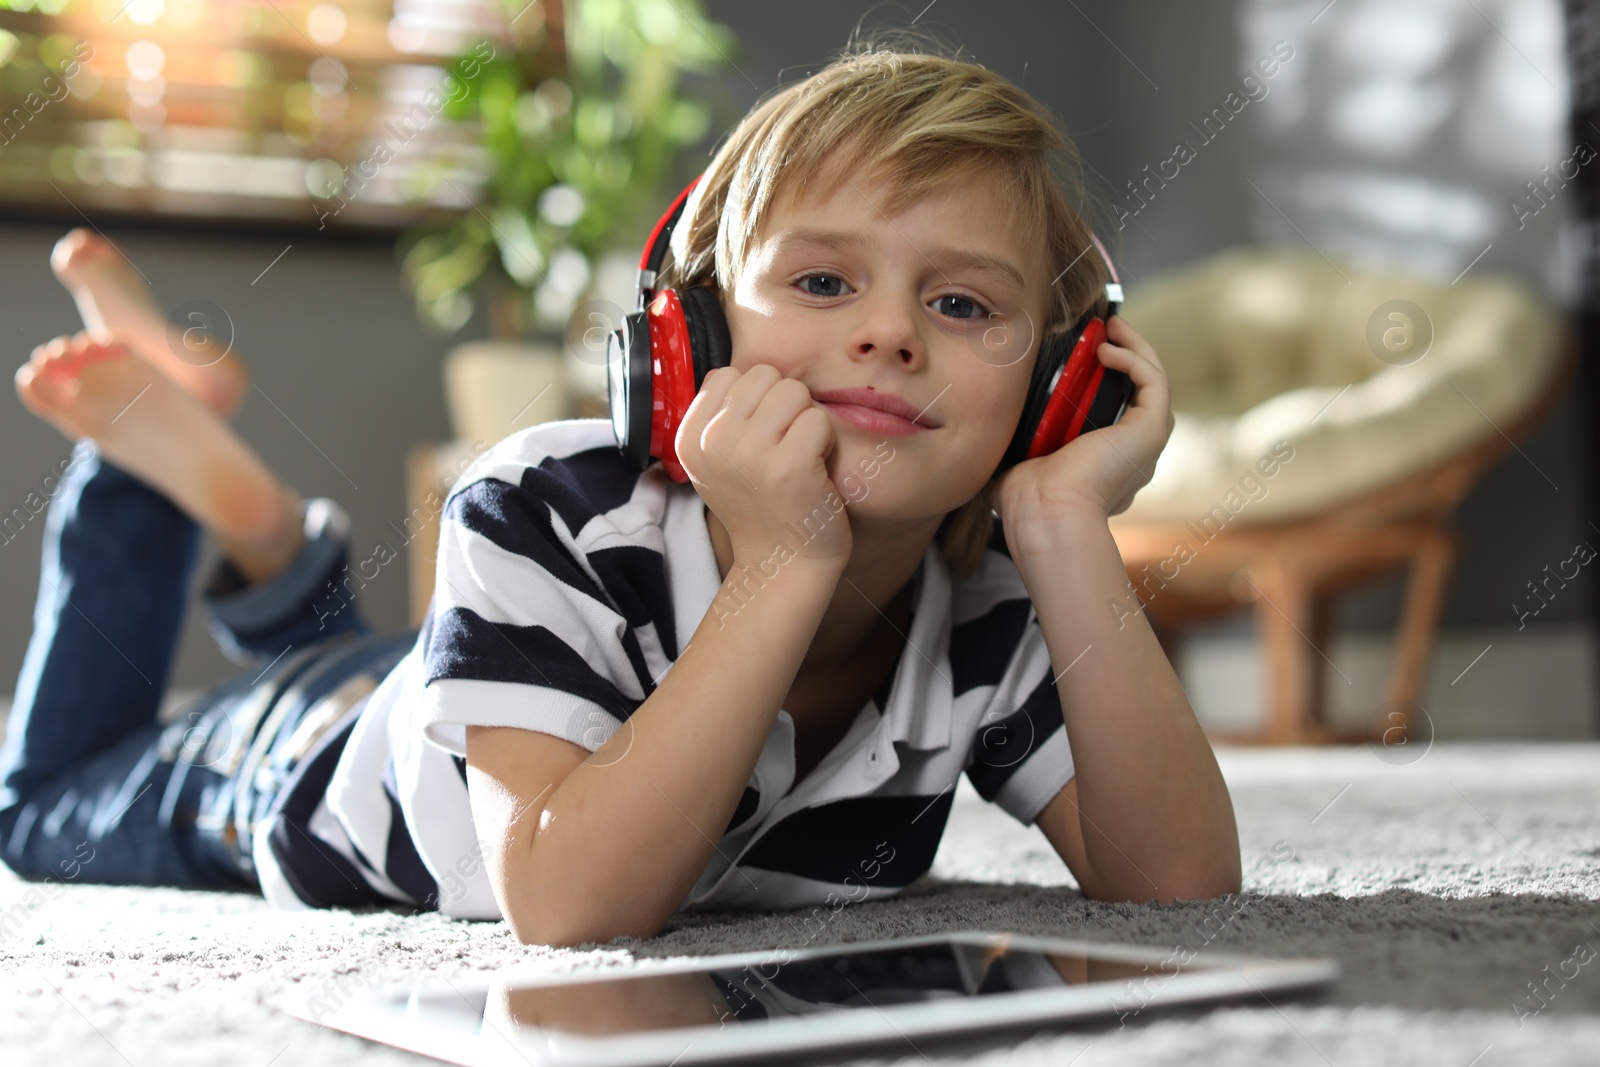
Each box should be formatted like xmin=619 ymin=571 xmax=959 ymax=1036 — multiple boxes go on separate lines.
xmin=659 ymin=35 xmax=1109 ymax=582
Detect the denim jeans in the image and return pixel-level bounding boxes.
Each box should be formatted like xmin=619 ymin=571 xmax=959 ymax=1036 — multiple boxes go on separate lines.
xmin=0 ymin=441 xmax=414 ymax=891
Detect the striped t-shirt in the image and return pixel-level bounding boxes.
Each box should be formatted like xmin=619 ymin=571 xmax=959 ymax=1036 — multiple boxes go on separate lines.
xmin=253 ymin=418 xmax=1075 ymax=919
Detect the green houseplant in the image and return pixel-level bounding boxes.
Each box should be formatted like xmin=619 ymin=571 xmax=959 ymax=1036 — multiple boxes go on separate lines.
xmin=399 ymin=0 xmax=733 ymax=440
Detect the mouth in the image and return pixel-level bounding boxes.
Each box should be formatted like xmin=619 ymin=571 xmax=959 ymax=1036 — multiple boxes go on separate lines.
xmin=812 ymin=386 xmax=940 ymax=435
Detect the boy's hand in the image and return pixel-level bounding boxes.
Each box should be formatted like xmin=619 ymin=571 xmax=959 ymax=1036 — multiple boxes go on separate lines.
xmin=993 ymin=315 xmax=1173 ymax=543
xmin=676 ymin=363 xmax=853 ymax=573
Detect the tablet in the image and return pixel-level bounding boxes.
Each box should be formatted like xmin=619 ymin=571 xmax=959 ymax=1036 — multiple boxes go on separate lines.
xmin=288 ymin=929 xmax=1337 ymax=1067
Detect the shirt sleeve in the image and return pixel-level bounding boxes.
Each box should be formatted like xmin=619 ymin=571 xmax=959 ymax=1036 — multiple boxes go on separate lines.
xmin=416 ymin=468 xmax=649 ymax=759
xmin=961 ymin=602 xmax=1076 ymax=827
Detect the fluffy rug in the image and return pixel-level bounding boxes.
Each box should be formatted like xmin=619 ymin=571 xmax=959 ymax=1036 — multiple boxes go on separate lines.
xmin=4 ymin=742 xmax=1599 ymax=1067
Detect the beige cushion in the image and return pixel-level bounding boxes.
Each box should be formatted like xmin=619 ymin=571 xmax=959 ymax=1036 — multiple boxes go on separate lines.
xmin=1108 ymin=249 xmax=1563 ymax=527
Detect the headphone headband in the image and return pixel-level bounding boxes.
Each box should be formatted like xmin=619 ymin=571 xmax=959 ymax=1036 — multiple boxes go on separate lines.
xmin=636 ymin=176 xmax=700 ymax=309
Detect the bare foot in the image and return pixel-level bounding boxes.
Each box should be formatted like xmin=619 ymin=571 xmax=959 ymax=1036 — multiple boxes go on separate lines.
xmin=50 ymin=228 xmax=250 ymax=419
xmin=16 ymin=332 xmax=303 ymax=583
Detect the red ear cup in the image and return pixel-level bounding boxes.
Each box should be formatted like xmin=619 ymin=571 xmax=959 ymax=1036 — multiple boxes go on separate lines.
xmin=658 ymin=285 xmax=732 ymax=482
xmin=642 ymin=290 xmax=699 ymax=484
xmin=997 ymin=316 xmax=1134 ymax=475
xmin=609 ymin=285 xmax=732 ymax=484
xmin=1027 ymin=317 xmax=1133 ymax=459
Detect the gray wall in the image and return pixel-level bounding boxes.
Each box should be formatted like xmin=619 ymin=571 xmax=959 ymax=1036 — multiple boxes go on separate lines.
xmin=0 ymin=0 xmax=1588 ymax=696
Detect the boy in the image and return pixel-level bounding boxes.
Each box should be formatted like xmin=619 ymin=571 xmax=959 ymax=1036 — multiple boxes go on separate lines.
xmin=2 ymin=43 xmax=1240 ymax=946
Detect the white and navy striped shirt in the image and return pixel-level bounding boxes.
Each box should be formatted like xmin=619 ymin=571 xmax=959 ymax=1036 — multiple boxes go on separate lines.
xmin=253 ymin=419 xmax=1075 ymax=918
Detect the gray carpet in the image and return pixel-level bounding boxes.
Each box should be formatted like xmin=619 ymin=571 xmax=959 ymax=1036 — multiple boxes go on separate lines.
xmin=4 ymin=742 xmax=1600 ymax=1067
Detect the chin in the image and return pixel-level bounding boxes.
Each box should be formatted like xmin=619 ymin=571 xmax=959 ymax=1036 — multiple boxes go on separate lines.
xmin=834 ymin=474 xmax=956 ymax=530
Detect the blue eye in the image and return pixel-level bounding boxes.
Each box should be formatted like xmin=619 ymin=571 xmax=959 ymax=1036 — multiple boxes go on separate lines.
xmin=799 ymin=274 xmax=847 ymax=297
xmin=935 ymin=294 xmax=988 ymax=320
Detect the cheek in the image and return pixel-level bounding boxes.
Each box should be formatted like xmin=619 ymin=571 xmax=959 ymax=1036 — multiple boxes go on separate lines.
xmin=958 ymin=362 xmax=1031 ymax=441
xmin=722 ymin=300 xmax=779 ymax=371
xmin=726 ymin=313 xmax=812 ymax=381
xmin=729 ymin=339 xmax=805 ymax=379
xmin=983 ymin=314 xmax=1040 ymax=370
xmin=725 ymin=272 xmax=779 ymax=326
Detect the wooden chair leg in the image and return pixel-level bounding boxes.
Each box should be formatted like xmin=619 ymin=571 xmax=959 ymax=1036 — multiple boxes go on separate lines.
xmin=1380 ymin=525 xmax=1459 ymax=741
xmin=1307 ymin=591 xmax=1337 ymax=730
xmin=1249 ymin=558 xmax=1316 ymax=744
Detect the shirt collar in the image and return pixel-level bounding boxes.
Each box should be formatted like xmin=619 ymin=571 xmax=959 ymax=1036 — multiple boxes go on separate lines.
xmin=666 ymin=483 xmax=723 ymax=658
xmin=882 ymin=541 xmax=955 ymax=751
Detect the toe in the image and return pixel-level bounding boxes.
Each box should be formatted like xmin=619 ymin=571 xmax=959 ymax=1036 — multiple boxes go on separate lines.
xmin=50 ymin=230 xmax=85 ymax=273
xmin=42 ymin=335 xmax=71 ymax=360
xmin=29 ymin=334 xmax=120 ymax=379
xmin=54 ymin=339 xmax=125 ymax=377
xmin=15 ymin=360 xmax=72 ymax=412
xmin=50 ymin=228 xmax=108 ymax=277
xmin=14 ymin=363 xmax=39 ymax=412
xmin=30 ymin=338 xmax=68 ymax=374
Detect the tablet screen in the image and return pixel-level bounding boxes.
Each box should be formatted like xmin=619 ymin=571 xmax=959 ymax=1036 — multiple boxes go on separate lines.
xmin=483 ymin=936 xmax=1197 ymax=1038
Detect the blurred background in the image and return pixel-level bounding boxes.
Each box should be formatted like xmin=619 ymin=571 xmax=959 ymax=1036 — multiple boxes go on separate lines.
xmin=0 ymin=0 xmax=1592 ymax=744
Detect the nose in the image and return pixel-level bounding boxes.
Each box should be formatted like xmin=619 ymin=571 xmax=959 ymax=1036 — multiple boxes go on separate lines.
xmin=845 ymin=286 xmax=925 ymax=368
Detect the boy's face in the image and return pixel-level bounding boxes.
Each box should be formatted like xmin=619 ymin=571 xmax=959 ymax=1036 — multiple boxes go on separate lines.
xmin=721 ymin=165 xmax=1054 ymax=524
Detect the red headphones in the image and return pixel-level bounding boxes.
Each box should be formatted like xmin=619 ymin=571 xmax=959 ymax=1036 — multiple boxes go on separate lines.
xmin=606 ymin=175 xmax=1132 ymax=484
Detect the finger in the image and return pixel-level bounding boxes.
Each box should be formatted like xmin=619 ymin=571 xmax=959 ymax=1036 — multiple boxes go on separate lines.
xmin=1097 ymin=344 xmax=1172 ymax=438
xmin=698 ymin=364 xmax=740 ymax=407
xmin=719 ymin=362 xmax=783 ymax=420
xmin=691 ymin=365 xmax=790 ymax=476
xmin=749 ymin=376 xmax=818 ymax=448
xmin=1103 ymin=328 xmax=1160 ymax=374
xmin=779 ymin=405 xmax=837 ymax=470
xmin=1098 ymin=340 xmax=1166 ymax=397
xmin=677 ymin=365 xmax=739 ymax=468
xmin=682 ymin=363 xmax=746 ymax=434
xmin=1107 ymin=316 xmax=1165 ymax=371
